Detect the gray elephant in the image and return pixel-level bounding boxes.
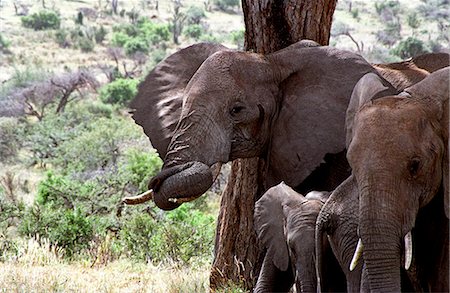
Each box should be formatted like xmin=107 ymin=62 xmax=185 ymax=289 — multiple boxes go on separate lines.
xmin=254 ymin=182 xmax=345 ymax=293
xmin=342 ymin=67 xmax=449 ymax=292
xmin=125 ymin=41 xmax=383 ymax=210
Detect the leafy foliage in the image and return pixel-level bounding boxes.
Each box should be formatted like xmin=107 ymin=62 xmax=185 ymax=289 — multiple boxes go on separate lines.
xmin=21 ymin=10 xmax=61 ymax=30
xmin=99 ymin=78 xmax=139 ymax=106
xmin=392 ymin=37 xmax=430 ymax=59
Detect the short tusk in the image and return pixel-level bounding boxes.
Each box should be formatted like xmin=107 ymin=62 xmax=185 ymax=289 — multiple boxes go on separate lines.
xmin=404 ymin=231 xmax=413 ymax=270
xmin=210 ymin=162 xmax=222 ymax=181
xmin=122 ymin=189 xmax=154 ymax=205
xmin=350 ymin=238 xmax=364 ymax=271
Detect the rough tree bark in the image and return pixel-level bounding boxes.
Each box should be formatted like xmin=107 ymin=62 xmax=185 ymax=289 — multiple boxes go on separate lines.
xmin=210 ymin=0 xmax=337 ymax=291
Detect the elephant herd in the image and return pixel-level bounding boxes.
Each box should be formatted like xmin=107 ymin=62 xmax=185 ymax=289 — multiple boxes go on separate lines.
xmin=124 ymin=40 xmax=449 ymax=292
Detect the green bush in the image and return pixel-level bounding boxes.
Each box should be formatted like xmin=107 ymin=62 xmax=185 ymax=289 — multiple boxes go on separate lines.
xmin=139 ymin=21 xmax=170 ymax=45
xmin=124 ymin=37 xmax=149 ymax=55
xmin=0 ymin=118 xmax=23 ymax=163
xmin=185 ymin=5 xmax=206 ymax=25
xmin=20 ymin=204 xmax=93 ymax=257
xmin=111 ymin=32 xmax=131 ymax=47
xmin=183 ymin=24 xmax=204 ymax=40
xmin=76 ymin=36 xmax=95 ymax=52
xmin=0 ymin=33 xmax=11 ymax=53
xmin=230 ymin=29 xmax=244 ymax=50
xmin=99 ymin=78 xmax=139 ymax=106
xmin=392 ymin=37 xmax=430 ymax=59
xmin=122 ymin=149 xmax=162 ymax=192
xmin=94 ymin=25 xmax=108 ymax=44
xmin=21 ymin=10 xmax=61 ymax=30
xmin=54 ymin=29 xmax=70 ymax=47
xmin=119 ymin=203 xmax=215 ymax=265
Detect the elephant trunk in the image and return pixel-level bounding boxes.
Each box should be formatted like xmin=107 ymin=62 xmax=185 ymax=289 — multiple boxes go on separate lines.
xmin=359 ymin=189 xmax=402 ymax=292
xmin=149 ymin=161 xmax=221 ymax=210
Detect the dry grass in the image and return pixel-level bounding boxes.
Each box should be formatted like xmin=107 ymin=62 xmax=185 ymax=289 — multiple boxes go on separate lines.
xmin=0 ymin=261 xmax=210 ymax=292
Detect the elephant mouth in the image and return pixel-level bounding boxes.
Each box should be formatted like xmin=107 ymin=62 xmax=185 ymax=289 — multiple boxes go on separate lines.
xmin=122 ymin=162 xmax=222 ymax=210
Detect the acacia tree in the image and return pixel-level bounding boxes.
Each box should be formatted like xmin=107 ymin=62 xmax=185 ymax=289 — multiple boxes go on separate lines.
xmin=210 ymin=0 xmax=337 ymax=290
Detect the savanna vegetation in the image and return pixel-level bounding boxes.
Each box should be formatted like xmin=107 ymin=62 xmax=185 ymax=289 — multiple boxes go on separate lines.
xmin=0 ymin=0 xmax=448 ymax=291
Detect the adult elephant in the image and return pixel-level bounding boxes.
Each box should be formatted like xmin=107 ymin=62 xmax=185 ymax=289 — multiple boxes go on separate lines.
xmin=125 ymin=41 xmax=379 ymax=210
xmin=253 ymin=183 xmax=345 ymax=293
xmin=344 ymin=68 xmax=449 ymax=292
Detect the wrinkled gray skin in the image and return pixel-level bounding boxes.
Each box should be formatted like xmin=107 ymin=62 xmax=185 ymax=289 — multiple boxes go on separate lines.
xmin=253 ymin=183 xmax=345 ymax=293
xmin=316 ymin=175 xmax=364 ymax=293
xmin=344 ymin=68 xmax=449 ymax=292
xmin=130 ymin=41 xmax=378 ymax=210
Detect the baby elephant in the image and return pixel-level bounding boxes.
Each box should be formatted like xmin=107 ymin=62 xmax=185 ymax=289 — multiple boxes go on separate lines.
xmin=254 ymin=182 xmax=345 ymax=293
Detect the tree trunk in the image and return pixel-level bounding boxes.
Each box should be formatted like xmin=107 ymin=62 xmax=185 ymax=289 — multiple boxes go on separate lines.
xmin=210 ymin=0 xmax=337 ymax=291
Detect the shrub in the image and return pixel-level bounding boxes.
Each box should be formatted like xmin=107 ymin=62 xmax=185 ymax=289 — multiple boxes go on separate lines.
xmin=54 ymin=29 xmax=70 ymax=48
xmin=20 ymin=204 xmax=93 ymax=257
xmin=230 ymin=29 xmax=244 ymax=50
xmin=183 ymin=24 xmax=204 ymax=40
xmin=0 ymin=33 xmax=11 ymax=53
xmin=392 ymin=37 xmax=430 ymax=59
xmin=0 ymin=118 xmax=23 ymax=163
xmin=122 ymin=149 xmax=162 ymax=192
xmin=76 ymin=36 xmax=95 ymax=52
xmin=99 ymin=78 xmax=139 ymax=106
xmin=21 ymin=10 xmax=61 ymax=30
xmin=111 ymin=32 xmax=131 ymax=47
xmin=94 ymin=25 xmax=108 ymax=44
xmin=214 ymin=0 xmax=239 ymax=11
xmin=185 ymin=5 xmax=206 ymax=25
xmin=124 ymin=37 xmax=149 ymax=55
xmin=119 ymin=203 xmax=215 ymax=265
xmin=139 ymin=21 xmax=170 ymax=45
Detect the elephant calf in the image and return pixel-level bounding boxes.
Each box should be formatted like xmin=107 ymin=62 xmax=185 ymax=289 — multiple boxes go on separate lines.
xmin=253 ymin=182 xmax=345 ymax=293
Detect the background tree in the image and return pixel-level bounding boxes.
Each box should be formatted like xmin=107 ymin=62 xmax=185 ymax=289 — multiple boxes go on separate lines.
xmin=210 ymin=0 xmax=337 ymax=290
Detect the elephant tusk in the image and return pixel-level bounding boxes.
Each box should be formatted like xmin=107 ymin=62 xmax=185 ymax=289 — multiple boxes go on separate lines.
xmin=404 ymin=231 xmax=413 ymax=270
xmin=122 ymin=189 xmax=154 ymax=205
xmin=350 ymin=238 xmax=364 ymax=271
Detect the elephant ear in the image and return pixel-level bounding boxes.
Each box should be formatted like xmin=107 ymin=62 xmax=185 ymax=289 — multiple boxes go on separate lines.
xmin=346 ymin=73 xmax=397 ymax=147
xmin=254 ymin=183 xmax=306 ymax=271
xmin=265 ymin=46 xmax=391 ymax=188
xmin=404 ymin=67 xmax=450 ymax=218
xmin=129 ymin=43 xmax=228 ymax=159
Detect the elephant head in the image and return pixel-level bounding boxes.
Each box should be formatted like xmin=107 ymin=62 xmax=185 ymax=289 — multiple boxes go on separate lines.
xmin=254 ymin=182 xmax=343 ymax=293
xmin=345 ymin=67 xmax=449 ymax=292
xmin=128 ymin=41 xmax=377 ymax=210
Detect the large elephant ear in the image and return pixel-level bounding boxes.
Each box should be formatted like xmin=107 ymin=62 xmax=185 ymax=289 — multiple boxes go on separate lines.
xmin=346 ymin=73 xmax=397 ymax=147
xmin=404 ymin=67 xmax=450 ymax=218
xmin=129 ymin=43 xmax=228 ymax=159
xmin=254 ymin=183 xmax=306 ymax=271
xmin=265 ymin=46 xmax=390 ymax=188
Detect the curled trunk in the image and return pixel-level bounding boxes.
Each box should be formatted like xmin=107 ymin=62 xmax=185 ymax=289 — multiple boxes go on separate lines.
xmin=149 ymin=161 xmax=216 ymax=210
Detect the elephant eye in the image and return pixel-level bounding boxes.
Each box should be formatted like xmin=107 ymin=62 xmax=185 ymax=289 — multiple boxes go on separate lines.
xmin=408 ymin=157 xmax=421 ymax=177
xmin=230 ymin=105 xmax=244 ymax=116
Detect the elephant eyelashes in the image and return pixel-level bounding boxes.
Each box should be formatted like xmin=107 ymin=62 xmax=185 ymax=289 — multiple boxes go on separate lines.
xmin=408 ymin=157 xmax=421 ymax=177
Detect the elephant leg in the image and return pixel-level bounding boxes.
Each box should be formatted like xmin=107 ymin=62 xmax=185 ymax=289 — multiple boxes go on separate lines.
xmin=254 ymin=254 xmax=294 ymax=293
